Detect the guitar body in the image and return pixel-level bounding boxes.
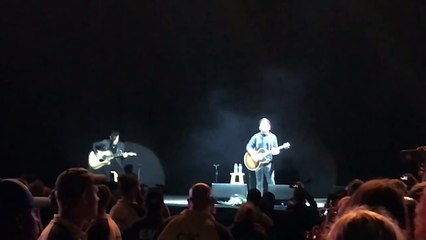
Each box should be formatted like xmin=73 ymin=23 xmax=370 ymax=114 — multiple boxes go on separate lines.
xmin=89 ymin=150 xmax=138 ymax=170
xmin=243 ymin=142 xmax=290 ymax=171
xmin=88 ymin=150 xmax=116 ymax=170
xmin=244 ymin=148 xmax=271 ymax=171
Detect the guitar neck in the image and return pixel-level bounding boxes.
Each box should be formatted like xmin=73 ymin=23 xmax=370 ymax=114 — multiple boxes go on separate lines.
xmin=264 ymin=144 xmax=288 ymax=155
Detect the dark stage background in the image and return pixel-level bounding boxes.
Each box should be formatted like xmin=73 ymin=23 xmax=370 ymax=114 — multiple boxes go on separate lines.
xmin=1 ymin=1 xmax=426 ymax=196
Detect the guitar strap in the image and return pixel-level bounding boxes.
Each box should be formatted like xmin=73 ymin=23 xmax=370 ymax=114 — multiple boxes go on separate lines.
xmin=256 ymin=133 xmax=260 ymax=150
xmin=268 ymin=134 xmax=272 ymax=151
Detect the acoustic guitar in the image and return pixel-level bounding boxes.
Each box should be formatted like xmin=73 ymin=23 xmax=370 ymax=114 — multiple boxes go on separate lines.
xmin=244 ymin=142 xmax=290 ymax=171
xmin=88 ymin=150 xmax=137 ymax=170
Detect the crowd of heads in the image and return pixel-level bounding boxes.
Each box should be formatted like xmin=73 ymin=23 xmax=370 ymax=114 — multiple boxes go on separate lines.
xmin=1 ymin=164 xmax=426 ymax=240
xmin=321 ymin=177 xmax=426 ymax=240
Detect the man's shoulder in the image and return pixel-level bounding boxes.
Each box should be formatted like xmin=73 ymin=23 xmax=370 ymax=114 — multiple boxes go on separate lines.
xmin=88 ymin=218 xmax=110 ymax=233
xmin=250 ymin=132 xmax=262 ymax=138
xmin=167 ymin=212 xmax=233 ymax=238
xmin=39 ymin=223 xmax=75 ymax=240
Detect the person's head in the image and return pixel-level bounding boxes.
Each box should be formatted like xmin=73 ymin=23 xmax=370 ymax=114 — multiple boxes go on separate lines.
xmin=260 ymin=192 xmax=276 ymax=214
xmin=0 ymin=179 xmax=50 ymax=240
xmin=346 ymin=179 xmax=364 ymax=196
xmin=337 ymin=196 xmax=351 ymax=214
xmin=388 ymin=178 xmax=408 ymax=195
xmin=246 ymin=188 xmax=262 ymax=206
xmin=400 ymin=173 xmax=418 ymax=191
xmin=110 ymin=131 xmax=120 ymax=145
xmin=415 ymin=190 xmax=426 ymax=240
xmin=188 ymin=183 xmax=214 ymax=212
xmin=292 ymin=187 xmax=308 ymax=205
xmin=408 ymin=182 xmax=426 ymax=202
xmin=55 ymin=168 xmax=104 ymax=221
xmin=261 ymin=191 xmax=276 ymax=205
xmin=234 ymin=202 xmax=257 ymax=224
xmin=118 ymin=175 xmax=140 ymax=199
xmin=145 ymin=187 xmax=165 ymax=212
xmin=346 ymin=179 xmax=407 ymax=229
xmin=28 ymin=179 xmax=46 ymax=197
xmin=259 ymin=118 xmax=271 ymax=134
xmin=326 ymin=207 xmax=405 ymax=240
xmin=96 ymin=184 xmax=111 ymax=213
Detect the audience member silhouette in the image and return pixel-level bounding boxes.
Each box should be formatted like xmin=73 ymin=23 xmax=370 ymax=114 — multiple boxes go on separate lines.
xmin=259 ymin=191 xmax=276 ymax=219
xmin=245 ymin=188 xmax=274 ymax=232
xmin=326 ymin=207 xmax=405 ymax=240
xmin=415 ymin=190 xmax=426 ymax=240
xmin=110 ymin=175 xmax=144 ymax=233
xmin=280 ymin=183 xmax=321 ymax=240
xmin=344 ymin=179 xmax=408 ymax=231
xmin=229 ymin=202 xmax=269 ymax=240
xmin=39 ymin=168 xmax=105 ymax=240
xmin=87 ymin=184 xmax=121 ymax=240
xmin=123 ymin=187 xmax=167 ymax=240
xmin=0 ymin=178 xmax=48 ymax=240
xmin=156 ymin=183 xmax=233 ymax=240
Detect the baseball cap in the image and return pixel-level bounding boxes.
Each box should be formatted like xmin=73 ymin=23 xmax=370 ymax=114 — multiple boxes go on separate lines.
xmin=0 ymin=178 xmax=50 ymax=213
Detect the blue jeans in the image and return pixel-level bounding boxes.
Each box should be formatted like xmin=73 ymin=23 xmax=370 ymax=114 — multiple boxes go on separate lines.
xmin=255 ymin=163 xmax=275 ymax=194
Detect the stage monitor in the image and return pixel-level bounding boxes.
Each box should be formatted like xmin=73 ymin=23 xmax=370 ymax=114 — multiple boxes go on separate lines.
xmin=267 ymin=184 xmax=293 ymax=201
xmin=211 ymin=183 xmax=247 ymax=200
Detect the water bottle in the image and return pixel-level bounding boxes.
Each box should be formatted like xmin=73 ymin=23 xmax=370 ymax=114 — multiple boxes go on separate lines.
xmin=238 ymin=163 xmax=242 ymax=173
xmin=234 ymin=163 xmax=238 ymax=173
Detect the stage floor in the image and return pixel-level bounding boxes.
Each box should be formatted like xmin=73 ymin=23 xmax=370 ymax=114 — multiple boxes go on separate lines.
xmin=164 ymin=195 xmax=327 ymax=210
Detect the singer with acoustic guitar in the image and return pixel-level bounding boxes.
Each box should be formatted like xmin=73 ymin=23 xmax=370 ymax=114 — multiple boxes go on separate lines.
xmin=245 ymin=118 xmax=290 ymax=194
xmin=90 ymin=131 xmax=137 ymax=178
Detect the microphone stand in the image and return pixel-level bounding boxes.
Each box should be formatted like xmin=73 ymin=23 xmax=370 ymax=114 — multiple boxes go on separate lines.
xmin=213 ymin=164 xmax=220 ymax=183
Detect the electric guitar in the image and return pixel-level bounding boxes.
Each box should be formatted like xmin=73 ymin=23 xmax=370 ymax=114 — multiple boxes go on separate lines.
xmin=88 ymin=150 xmax=137 ymax=170
xmin=244 ymin=142 xmax=290 ymax=171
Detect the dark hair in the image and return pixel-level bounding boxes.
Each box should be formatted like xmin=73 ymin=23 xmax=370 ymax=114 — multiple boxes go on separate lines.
xmin=346 ymin=179 xmax=364 ymax=196
xmin=347 ymin=179 xmax=408 ymax=229
xmin=0 ymin=179 xmax=39 ymax=240
xmin=97 ymin=185 xmax=111 ymax=210
xmin=247 ymin=188 xmax=262 ymax=206
xmin=28 ymin=180 xmax=45 ymax=197
xmin=55 ymin=168 xmax=102 ymax=207
xmin=145 ymin=187 xmax=164 ymax=211
xmin=260 ymin=192 xmax=275 ymax=215
xmin=327 ymin=207 xmax=405 ymax=240
xmin=118 ymin=175 xmax=139 ymax=196
xmin=110 ymin=131 xmax=120 ymax=138
xmin=408 ymin=182 xmax=426 ymax=201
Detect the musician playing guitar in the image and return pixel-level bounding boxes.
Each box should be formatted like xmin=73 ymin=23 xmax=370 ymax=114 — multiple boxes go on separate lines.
xmin=91 ymin=131 xmax=136 ymax=177
xmin=246 ymin=118 xmax=282 ymax=194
